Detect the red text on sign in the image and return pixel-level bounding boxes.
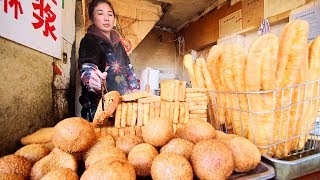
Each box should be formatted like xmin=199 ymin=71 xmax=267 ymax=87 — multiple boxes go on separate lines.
xmin=32 ymin=0 xmax=57 ymax=41
xmin=4 ymin=0 xmax=24 ymax=20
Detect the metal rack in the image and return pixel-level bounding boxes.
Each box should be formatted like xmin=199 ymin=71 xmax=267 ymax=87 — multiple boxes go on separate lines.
xmin=207 ymin=80 xmax=320 ymax=179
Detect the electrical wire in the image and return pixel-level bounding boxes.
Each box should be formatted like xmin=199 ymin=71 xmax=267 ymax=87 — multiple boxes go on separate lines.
xmin=167 ymin=36 xmax=185 ymax=79
xmin=153 ymin=35 xmax=185 ymax=80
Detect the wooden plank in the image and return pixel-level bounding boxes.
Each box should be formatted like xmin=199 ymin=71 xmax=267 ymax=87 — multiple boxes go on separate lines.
xmin=264 ymin=0 xmax=306 ymax=18
xmin=181 ymin=1 xmax=242 ymax=51
xmin=180 ymin=0 xmax=306 ymax=51
xmin=237 ymin=10 xmax=290 ymax=35
xmin=242 ymin=0 xmax=264 ymax=29
xmin=219 ymin=9 xmax=243 ymax=38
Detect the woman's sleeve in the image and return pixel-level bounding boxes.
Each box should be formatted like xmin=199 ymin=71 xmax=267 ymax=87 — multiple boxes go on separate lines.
xmin=123 ymin=49 xmax=138 ymax=91
xmin=78 ymin=37 xmax=101 ymax=92
xmin=78 ymin=37 xmax=101 ymax=68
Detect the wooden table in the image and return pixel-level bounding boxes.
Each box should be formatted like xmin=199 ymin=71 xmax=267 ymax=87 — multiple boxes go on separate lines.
xmin=296 ymin=171 xmax=320 ymax=180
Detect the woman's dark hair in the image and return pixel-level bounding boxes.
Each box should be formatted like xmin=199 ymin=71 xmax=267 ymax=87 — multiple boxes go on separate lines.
xmin=88 ymin=0 xmax=115 ymax=20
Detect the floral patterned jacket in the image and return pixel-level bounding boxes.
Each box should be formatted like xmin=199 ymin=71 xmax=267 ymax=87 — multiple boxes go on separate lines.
xmin=78 ymin=25 xmax=138 ymax=108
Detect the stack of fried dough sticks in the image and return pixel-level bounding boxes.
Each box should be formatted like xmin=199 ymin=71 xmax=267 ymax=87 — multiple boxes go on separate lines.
xmin=97 ymin=79 xmax=209 ymax=139
xmin=183 ymin=20 xmax=320 ymax=158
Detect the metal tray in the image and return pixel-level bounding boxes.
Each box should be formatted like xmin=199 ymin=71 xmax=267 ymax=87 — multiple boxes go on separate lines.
xmin=137 ymin=161 xmax=275 ymax=180
xmin=263 ymin=142 xmax=320 ymax=180
xmin=229 ymin=161 xmax=275 ymax=180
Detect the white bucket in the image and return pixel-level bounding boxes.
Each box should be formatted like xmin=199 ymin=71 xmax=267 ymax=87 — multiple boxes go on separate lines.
xmin=140 ymin=67 xmax=160 ymax=94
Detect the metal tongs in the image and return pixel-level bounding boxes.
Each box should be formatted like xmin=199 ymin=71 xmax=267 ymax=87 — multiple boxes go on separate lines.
xmin=101 ymin=78 xmax=107 ymax=111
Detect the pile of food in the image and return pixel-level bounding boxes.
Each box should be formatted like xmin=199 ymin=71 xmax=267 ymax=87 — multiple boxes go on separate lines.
xmin=183 ymin=19 xmax=320 ymax=158
xmin=0 ymin=117 xmax=261 ymax=179
xmin=89 ymin=78 xmax=210 ymax=139
xmin=1 ymin=19 xmax=318 ymax=179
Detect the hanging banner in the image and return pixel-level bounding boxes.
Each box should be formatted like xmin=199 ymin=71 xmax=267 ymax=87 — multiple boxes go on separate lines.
xmin=0 ymin=0 xmax=62 ymax=59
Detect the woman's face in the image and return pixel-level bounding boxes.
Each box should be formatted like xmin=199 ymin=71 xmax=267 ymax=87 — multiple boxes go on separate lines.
xmin=92 ymin=2 xmax=115 ymax=34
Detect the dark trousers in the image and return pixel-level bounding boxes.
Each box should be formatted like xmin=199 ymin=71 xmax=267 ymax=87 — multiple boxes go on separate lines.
xmin=81 ymin=104 xmax=97 ymax=122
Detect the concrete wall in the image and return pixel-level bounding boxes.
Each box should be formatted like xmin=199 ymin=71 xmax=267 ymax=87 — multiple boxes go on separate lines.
xmin=75 ymin=28 xmax=85 ymax=118
xmin=130 ymin=29 xmax=178 ymax=78
xmin=0 ymin=38 xmax=53 ymax=156
xmin=53 ymin=0 xmax=77 ymax=121
xmin=0 ymin=1 xmax=76 ymax=156
xmin=75 ymin=0 xmax=86 ymax=117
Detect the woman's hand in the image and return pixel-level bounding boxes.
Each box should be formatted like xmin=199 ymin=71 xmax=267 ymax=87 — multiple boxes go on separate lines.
xmin=80 ymin=63 xmax=109 ymax=93
xmin=88 ymin=69 xmax=107 ymax=92
xmin=131 ymin=89 xmax=139 ymax=93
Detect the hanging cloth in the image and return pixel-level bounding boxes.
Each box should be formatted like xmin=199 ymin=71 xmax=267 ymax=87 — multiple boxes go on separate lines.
xmin=258 ymin=19 xmax=271 ymax=35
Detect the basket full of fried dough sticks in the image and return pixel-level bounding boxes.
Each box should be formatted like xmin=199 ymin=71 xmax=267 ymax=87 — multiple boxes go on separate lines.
xmin=183 ymin=20 xmax=320 ymax=159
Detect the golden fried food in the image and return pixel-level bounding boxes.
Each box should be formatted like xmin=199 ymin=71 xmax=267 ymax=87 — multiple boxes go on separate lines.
xmin=160 ymin=138 xmax=194 ymax=160
xmin=52 ymin=117 xmax=96 ymax=152
xmin=94 ymin=91 xmax=121 ymax=126
xmin=116 ymin=135 xmax=144 ymax=155
xmin=151 ymin=153 xmax=193 ymax=180
xmin=81 ymin=159 xmax=135 ymax=180
xmin=0 ymin=155 xmax=32 ymax=178
xmin=128 ymin=143 xmax=158 ymax=176
xmin=221 ymin=136 xmax=261 ymax=172
xmin=190 ymin=139 xmax=234 ymax=179
xmin=15 ymin=144 xmax=49 ymax=164
xmin=30 ymin=148 xmax=77 ymax=180
xmin=142 ymin=119 xmax=173 ymax=147
xmin=175 ymin=119 xmax=215 ymax=144
xmin=20 ymin=128 xmax=55 ymax=145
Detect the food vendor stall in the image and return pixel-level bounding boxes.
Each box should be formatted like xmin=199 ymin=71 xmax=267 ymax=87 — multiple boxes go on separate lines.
xmin=1 ymin=0 xmax=320 ymax=179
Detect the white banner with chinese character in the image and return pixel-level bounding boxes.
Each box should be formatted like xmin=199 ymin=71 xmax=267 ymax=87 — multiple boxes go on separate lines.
xmin=0 ymin=0 xmax=62 ymax=59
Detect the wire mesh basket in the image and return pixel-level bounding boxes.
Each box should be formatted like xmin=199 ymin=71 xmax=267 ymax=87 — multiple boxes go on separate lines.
xmin=207 ymin=80 xmax=320 ymax=159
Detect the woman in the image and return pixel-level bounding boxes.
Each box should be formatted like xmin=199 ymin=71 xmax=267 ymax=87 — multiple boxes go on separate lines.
xmin=78 ymin=0 xmax=138 ymax=121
